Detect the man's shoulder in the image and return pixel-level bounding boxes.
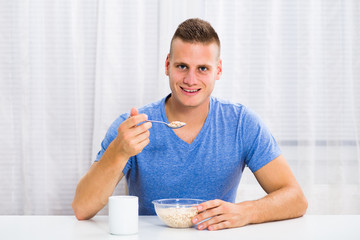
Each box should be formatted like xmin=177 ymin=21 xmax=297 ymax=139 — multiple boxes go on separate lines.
xmin=211 ymin=96 xmax=247 ymax=115
xmin=210 ymin=97 xmax=263 ymax=127
xmin=138 ymin=98 xmax=164 ymax=114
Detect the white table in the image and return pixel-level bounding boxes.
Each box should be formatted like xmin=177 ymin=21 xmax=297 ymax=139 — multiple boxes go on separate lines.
xmin=1 ymin=215 xmax=359 ymax=240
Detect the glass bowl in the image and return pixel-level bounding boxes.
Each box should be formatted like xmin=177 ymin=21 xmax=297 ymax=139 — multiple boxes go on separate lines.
xmin=152 ymin=198 xmax=206 ymax=228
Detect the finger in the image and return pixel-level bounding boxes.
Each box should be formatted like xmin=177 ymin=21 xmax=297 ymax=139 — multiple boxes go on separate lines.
xmin=130 ymin=107 xmax=138 ymax=117
xmin=119 ymin=122 xmax=151 ymax=149
xmin=133 ymin=129 xmax=150 ymax=144
xmin=123 ymin=114 xmax=149 ymax=128
xmin=123 ymin=134 xmax=150 ymax=156
xmin=207 ymin=220 xmax=231 ymax=231
xmin=197 ymin=214 xmax=230 ymax=231
xmin=133 ymin=137 xmax=150 ymax=153
xmin=197 ymin=199 xmax=222 ymax=213
xmin=194 ymin=200 xmax=224 ymax=224
xmin=195 ymin=206 xmax=222 ymax=224
xmin=130 ymin=122 xmax=152 ymax=137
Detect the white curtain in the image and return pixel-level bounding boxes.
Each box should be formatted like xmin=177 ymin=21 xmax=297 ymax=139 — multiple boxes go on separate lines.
xmin=0 ymin=0 xmax=98 ymax=214
xmin=0 ymin=0 xmax=359 ymax=215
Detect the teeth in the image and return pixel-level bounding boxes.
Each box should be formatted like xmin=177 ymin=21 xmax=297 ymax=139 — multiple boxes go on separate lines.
xmin=182 ymin=87 xmax=200 ymax=93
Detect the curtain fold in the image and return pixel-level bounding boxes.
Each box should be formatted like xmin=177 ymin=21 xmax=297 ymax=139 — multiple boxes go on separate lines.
xmin=0 ymin=0 xmax=359 ymax=215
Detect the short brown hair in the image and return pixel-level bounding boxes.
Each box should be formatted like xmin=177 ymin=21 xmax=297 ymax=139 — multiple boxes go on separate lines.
xmin=170 ymin=18 xmax=220 ymax=57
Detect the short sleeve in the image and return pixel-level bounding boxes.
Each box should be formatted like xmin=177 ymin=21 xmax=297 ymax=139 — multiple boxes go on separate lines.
xmin=241 ymin=108 xmax=281 ymax=172
xmin=94 ymin=114 xmax=128 ymax=162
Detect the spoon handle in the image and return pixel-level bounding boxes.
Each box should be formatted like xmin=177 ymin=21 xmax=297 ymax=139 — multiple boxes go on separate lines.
xmin=146 ymin=120 xmax=167 ymax=124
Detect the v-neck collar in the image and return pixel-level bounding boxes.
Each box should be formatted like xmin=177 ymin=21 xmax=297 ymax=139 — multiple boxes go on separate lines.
xmin=160 ymin=94 xmax=213 ymax=150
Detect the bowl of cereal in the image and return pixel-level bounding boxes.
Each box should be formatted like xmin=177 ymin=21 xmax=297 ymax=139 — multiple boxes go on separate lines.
xmin=152 ymin=198 xmax=206 ymax=228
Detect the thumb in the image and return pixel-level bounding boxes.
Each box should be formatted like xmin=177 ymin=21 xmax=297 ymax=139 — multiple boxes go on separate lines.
xmin=130 ymin=107 xmax=138 ymax=117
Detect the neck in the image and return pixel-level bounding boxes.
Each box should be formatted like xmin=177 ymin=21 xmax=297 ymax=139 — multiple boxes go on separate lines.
xmin=164 ymin=95 xmax=210 ymax=127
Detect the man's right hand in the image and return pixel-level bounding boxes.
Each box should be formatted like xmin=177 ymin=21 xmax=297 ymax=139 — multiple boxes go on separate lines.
xmin=113 ymin=107 xmax=152 ymax=159
xmin=72 ymin=107 xmax=152 ymax=220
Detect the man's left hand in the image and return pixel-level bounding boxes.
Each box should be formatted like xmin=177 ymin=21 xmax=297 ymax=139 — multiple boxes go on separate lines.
xmin=192 ymin=199 xmax=251 ymax=231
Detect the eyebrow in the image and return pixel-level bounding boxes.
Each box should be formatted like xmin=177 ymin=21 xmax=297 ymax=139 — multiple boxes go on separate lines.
xmin=173 ymin=62 xmax=212 ymax=69
xmin=173 ymin=62 xmax=188 ymax=66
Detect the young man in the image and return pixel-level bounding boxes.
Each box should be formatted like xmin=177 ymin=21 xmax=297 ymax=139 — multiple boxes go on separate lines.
xmin=72 ymin=18 xmax=307 ymax=231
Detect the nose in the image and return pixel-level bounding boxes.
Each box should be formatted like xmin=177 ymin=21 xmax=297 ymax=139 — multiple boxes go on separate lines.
xmin=183 ymin=69 xmax=197 ymax=85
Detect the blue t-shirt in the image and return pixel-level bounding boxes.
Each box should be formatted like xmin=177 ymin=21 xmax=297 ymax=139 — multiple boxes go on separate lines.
xmin=95 ymin=95 xmax=281 ymax=215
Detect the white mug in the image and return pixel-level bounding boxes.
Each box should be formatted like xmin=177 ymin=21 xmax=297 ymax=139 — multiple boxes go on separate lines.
xmin=109 ymin=195 xmax=138 ymax=235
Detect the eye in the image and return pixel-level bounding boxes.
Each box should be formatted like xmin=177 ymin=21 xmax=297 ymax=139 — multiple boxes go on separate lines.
xmin=199 ymin=66 xmax=207 ymax=72
xmin=177 ymin=64 xmax=187 ymax=70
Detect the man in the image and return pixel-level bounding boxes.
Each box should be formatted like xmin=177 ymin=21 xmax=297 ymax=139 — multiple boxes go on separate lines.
xmin=72 ymin=18 xmax=307 ymax=231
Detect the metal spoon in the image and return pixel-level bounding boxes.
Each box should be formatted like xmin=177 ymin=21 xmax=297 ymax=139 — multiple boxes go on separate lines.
xmin=146 ymin=120 xmax=186 ymax=129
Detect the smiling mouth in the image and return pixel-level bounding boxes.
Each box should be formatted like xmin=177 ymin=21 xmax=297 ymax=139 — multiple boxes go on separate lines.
xmin=180 ymin=86 xmax=201 ymax=93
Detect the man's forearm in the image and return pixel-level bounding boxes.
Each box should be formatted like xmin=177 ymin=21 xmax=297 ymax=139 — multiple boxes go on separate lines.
xmin=242 ymin=185 xmax=308 ymax=224
xmin=72 ymin=142 xmax=128 ymax=220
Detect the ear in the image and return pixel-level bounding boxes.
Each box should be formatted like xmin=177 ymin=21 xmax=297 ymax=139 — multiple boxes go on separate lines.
xmin=216 ymin=59 xmax=222 ymax=80
xmin=165 ymin=54 xmax=170 ymax=76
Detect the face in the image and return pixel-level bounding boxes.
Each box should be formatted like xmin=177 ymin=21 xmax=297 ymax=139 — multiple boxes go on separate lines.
xmin=165 ymin=38 xmax=222 ymax=110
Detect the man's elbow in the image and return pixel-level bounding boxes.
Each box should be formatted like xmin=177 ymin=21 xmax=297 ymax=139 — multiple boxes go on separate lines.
xmin=296 ymin=190 xmax=308 ymax=217
xmin=72 ymin=200 xmax=94 ymax=221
